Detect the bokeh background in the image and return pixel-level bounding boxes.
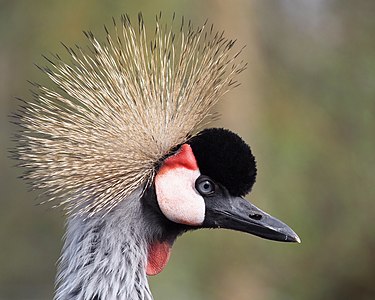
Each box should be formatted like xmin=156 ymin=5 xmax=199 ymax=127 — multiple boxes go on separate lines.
xmin=1 ymin=0 xmax=374 ymax=299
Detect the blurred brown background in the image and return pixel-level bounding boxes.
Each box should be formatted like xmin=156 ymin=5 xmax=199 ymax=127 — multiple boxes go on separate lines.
xmin=1 ymin=0 xmax=374 ymax=299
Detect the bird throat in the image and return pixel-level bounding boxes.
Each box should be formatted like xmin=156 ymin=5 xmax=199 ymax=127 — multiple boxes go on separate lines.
xmin=55 ymin=188 xmax=154 ymax=300
xmin=146 ymin=241 xmax=172 ymax=275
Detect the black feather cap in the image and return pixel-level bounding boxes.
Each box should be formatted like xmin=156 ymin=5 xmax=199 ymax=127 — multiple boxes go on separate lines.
xmin=188 ymin=128 xmax=257 ymax=197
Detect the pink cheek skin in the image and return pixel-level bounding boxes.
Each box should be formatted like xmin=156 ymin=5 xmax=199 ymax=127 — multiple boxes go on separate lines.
xmin=155 ymin=144 xmax=205 ymax=226
xmin=155 ymin=168 xmax=204 ymax=226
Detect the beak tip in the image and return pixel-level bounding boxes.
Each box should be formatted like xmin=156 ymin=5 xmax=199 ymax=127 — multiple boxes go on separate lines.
xmin=288 ymin=232 xmax=301 ymax=243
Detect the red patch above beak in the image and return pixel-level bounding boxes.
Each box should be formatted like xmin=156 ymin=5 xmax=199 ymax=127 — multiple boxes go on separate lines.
xmin=146 ymin=241 xmax=172 ymax=276
xmin=158 ymin=144 xmax=198 ymax=175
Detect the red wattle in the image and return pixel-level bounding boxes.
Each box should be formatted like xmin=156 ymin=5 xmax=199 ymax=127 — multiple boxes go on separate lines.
xmin=146 ymin=241 xmax=172 ymax=276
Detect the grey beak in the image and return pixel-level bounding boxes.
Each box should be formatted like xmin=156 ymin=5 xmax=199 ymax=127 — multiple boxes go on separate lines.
xmin=204 ymin=195 xmax=301 ymax=243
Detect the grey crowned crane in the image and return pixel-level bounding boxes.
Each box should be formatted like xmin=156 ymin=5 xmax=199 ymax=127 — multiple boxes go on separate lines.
xmin=14 ymin=14 xmax=300 ymax=300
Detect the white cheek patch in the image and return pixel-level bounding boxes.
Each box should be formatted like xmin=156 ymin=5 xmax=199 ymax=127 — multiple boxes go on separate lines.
xmin=155 ymin=167 xmax=205 ymax=226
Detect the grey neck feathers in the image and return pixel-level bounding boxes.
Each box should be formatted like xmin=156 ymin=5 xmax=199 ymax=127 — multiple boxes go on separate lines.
xmin=54 ymin=187 xmax=154 ymax=300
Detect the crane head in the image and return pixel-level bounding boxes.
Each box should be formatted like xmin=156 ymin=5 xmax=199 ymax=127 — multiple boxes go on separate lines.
xmin=13 ymin=15 xmax=300 ymax=283
xmin=143 ymin=127 xmax=300 ymax=275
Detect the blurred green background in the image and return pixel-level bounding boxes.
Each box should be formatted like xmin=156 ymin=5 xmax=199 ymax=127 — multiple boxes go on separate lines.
xmin=1 ymin=0 xmax=374 ymax=299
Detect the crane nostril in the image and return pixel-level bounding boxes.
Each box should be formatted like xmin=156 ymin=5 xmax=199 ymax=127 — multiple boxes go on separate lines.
xmin=249 ymin=213 xmax=262 ymax=220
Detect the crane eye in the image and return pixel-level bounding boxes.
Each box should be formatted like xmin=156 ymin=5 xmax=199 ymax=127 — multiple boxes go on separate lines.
xmin=195 ymin=177 xmax=215 ymax=195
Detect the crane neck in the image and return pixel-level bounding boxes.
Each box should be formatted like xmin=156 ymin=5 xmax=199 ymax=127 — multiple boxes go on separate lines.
xmin=54 ymin=187 xmax=153 ymax=300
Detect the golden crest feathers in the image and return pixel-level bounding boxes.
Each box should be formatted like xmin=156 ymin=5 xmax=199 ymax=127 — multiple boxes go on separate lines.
xmin=15 ymin=13 xmax=246 ymax=216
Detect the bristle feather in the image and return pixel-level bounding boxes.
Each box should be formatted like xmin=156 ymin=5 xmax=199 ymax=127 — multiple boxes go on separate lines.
xmin=15 ymin=15 xmax=246 ymax=216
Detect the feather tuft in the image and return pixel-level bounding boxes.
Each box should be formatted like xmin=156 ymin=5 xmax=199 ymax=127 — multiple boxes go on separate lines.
xmin=14 ymin=14 xmax=246 ymax=216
